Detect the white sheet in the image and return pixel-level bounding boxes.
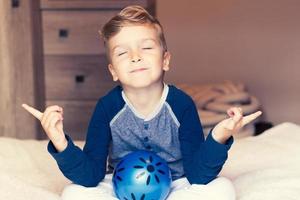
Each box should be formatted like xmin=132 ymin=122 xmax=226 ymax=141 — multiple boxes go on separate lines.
xmin=221 ymin=122 xmax=300 ymax=199
xmin=0 ymin=122 xmax=299 ymax=200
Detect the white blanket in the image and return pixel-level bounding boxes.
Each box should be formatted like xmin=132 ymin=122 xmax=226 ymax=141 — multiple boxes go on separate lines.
xmin=0 ymin=122 xmax=299 ymax=200
xmin=221 ymin=122 xmax=300 ymax=200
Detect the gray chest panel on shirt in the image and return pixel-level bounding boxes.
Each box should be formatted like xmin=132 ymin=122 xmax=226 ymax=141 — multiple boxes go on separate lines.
xmin=108 ymin=103 xmax=184 ymax=180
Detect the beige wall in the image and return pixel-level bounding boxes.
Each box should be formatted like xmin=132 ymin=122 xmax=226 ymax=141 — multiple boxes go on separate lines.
xmin=157 ymin=0 xmax=300 ymax=125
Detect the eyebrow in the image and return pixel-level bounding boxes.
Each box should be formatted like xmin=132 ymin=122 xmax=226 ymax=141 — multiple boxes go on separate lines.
xmin=111 ymin=38 xmax=157 ymax=53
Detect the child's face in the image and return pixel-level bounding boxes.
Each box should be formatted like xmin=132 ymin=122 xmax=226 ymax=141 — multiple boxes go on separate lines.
xmin=107 ymin=25 xmax=170 ymax=90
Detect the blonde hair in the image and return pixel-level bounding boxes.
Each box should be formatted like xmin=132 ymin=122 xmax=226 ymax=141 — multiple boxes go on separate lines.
xmin=100 ymin=5 xmax=167 ymax=58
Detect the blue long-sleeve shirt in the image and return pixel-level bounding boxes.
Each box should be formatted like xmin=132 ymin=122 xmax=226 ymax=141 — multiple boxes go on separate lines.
xmin=48 ymin=84 xmax=233 ymax=187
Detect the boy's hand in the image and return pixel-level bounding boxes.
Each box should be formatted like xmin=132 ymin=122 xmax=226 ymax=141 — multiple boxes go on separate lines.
xmin=22 ymin=104 xmax=67 ymax=152
xmin=212 ymin=107 xmax=262 ymax=144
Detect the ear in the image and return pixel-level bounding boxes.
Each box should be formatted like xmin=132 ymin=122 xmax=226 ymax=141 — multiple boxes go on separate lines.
xmin=108 ymin=64 xmax=119 ymax=81
xmin=162 ymin=51 xmax=171 ymax=71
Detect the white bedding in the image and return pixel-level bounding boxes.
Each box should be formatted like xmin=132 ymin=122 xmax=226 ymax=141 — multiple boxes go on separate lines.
xmin=0 ymin=122 xmax=299 ymax=200
xmin=222 ymin=122 xmax=300 ymax=200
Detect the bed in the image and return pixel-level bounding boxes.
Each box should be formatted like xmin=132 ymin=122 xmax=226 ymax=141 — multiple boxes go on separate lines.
xmin=0 ymin=122 xmax=300 ymax=200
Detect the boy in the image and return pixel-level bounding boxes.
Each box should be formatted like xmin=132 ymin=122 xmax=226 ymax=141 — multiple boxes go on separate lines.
xmin=23 ymin=5 xmax=261 ymax=200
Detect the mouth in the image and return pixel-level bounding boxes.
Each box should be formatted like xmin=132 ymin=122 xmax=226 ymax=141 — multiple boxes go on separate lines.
xmin=130 ymin=68 xmax=148 ymax=73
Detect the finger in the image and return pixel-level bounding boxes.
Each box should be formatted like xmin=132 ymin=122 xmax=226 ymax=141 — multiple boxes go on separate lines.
xmin=49 ymin=113 xmax=63 ymax=130
xmin=242 ymin=111 xmax=263 ymax=126
xmin=44 ymin=105 xmax=63 ymax=115
xmin=238 ymin=107 xmax=243 ymax=113
xmin=227 ymin=107 xmax=243 ymax=123
xmin=42 ymin=105 xmax=63 ymax=121
xmin=227 ymin=108 xmax=235 ymax=117
xmin=43 ymin=112 xmax=62 ymax=130
xmin=22 ymin=104 xmax=43 ymax=120
xmin=46 ymin=116 xmax=62 ymax=139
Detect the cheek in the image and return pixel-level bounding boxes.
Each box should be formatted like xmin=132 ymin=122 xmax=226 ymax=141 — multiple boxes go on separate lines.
xmin=112 ymin=56 xmax=128 ymax=66
xmin=144 ymin=52 xmax=163 ymax=63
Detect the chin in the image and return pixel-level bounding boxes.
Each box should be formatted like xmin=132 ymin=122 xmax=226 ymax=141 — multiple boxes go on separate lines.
xmin=126 ymin=81 xmax=161 ymax=90
xmin=122 ymin=75 xmax=163 ymax=89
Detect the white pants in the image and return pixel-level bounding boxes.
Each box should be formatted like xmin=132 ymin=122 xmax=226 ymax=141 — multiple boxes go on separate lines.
xmin=61 ymin=174 xmax=235 ymax=200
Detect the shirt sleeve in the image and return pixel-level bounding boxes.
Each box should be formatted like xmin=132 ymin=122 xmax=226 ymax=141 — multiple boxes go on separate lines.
xmin=178 ymin=101 xmax=233 ymax=184
xmin=47 ymin=101 xmax=111 ymax=187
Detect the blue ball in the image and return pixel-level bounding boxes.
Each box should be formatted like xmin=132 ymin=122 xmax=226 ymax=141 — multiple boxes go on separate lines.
xmin=112 ymin=150 xmax=172 ymax=200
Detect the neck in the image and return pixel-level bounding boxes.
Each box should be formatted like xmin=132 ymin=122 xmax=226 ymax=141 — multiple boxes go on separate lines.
xmin=123 ymin=82 xmax=165 ymax=117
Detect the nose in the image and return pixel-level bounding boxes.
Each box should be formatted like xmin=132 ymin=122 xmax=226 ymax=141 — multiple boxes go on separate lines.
xmin=131 ymin=51 xmax=142 ymax=63
xmin=132 ymin=58 xmax=141 ymax=63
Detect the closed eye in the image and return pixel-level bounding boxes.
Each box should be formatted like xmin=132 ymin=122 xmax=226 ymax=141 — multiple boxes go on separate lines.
xmin=142 ymin=47 xmax=153 ymax=50
xmin=117 ymin=52 xmax=127 ymax=56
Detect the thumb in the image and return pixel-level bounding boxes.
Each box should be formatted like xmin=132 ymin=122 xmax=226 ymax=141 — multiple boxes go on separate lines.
xmin=242 ymin=111 xmax=263 ymax=126
xmin=22 ymin=104 xmax=43 ymax=121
